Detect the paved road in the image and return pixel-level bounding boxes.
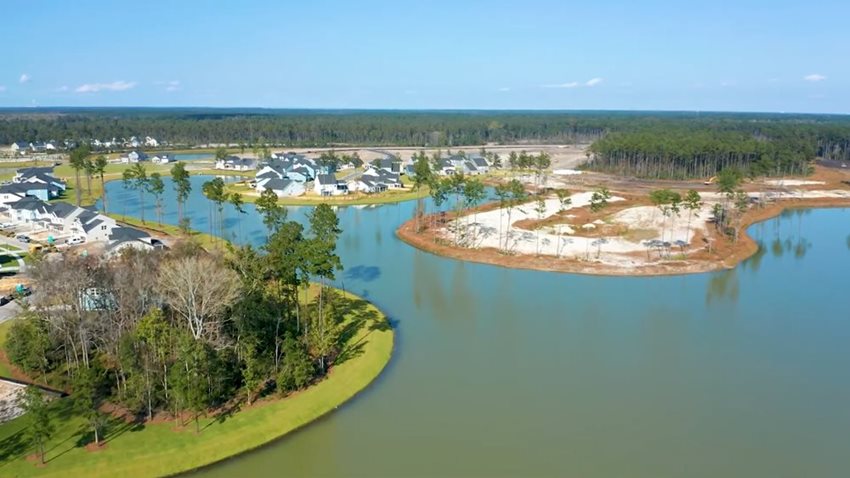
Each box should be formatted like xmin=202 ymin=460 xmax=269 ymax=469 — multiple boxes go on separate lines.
xmin=0 ymin=301 xmax=21 ymax=324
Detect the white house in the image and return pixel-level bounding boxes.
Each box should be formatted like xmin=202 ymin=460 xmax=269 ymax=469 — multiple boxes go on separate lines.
xmin=121 ymin=150 xmax=148 ymax=163
xmin=10 ymin=141 xmax=29 ymax=154
xmin=44 ymin=141 xmax=58 ymax=151
xmin=144 ymin=136 xmax=159 ymax=147
xmin=151 ymin=154 xmax=172 ymax=164
xmin=216 ymin=156 xmax=256 ymax=171
xmin=314 ymin=174 xmax=347 ymax=196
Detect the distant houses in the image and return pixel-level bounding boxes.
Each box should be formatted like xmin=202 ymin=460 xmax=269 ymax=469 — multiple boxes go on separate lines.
xmin=120 ymin=150 xmax=148 ymax=163
xmin=215 ymin=156 xmax=256 ymax=171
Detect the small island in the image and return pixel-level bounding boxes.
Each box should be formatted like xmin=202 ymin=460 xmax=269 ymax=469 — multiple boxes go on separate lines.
xmin=398 ymin=152 xmax=850 ymax=276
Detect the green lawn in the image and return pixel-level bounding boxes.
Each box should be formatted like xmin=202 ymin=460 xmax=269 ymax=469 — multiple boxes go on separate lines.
xmin=0 ymin=291 xmax=393 ymax=477
xmin=0 ymin=320 xmax=14 ymax=376
xmin=0 ymin=253 xmax=21 ymax=268
xmin=105 ymin=214 xmax=220 ymax=250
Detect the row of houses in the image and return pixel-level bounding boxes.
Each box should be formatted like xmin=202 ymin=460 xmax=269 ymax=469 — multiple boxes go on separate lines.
xmin=9 ymin=141 xmax=69 ymax=154
xmin=0 ymin=167 xmax=161 ymax=256
xmin=432 ymin=154 xmax=491 ymax=176
xmin=254 ymin=153 xmax=333 ymax=196
xmin=91 ymin=136 xmax=160 ymax=149
xmin=119 ymin=151 xmax=173 ymax=164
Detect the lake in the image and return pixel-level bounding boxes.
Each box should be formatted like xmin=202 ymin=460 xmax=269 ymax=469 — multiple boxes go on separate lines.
xmin=102 ymin=176 xmax=850 ymax=477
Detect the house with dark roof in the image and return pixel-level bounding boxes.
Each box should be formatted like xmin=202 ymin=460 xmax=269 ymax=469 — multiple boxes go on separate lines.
xmin=261 ymin=178 xmax=306 ymax=197
xmin=120 ymin=150 xmax=148 ymax=163
xmin=371 ymin=156 xmax=402 ymax=174
xmin=106 ymin=227 xmax=160 ymax=257
xmin=215 ymin=155 xmax=256 ymax=171
xmin=9 ymin=141 xmax=29 ymax=154
xmin=8 ymin=196 xmax=47 ymax=223
xmin=314 ymin=174 xmax=347 ymax=196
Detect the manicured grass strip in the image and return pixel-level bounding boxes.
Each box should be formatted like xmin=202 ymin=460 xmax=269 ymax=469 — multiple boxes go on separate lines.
xmin=104 ymin=214 xmax=220 ymax=251
xmin=0 ymin=320 xmax=14 ymax=377
xmin=0 ymin=291 xmax=393 ymax=478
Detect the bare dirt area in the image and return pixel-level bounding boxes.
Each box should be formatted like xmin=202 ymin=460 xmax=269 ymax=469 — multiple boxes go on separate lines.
xmin=398 ymin=166 xmax=850 ymax=276
xmin=0 ymin=379 xmax=25 ymax=423
xmin=277 ymin=144 xmax=591 ymax=168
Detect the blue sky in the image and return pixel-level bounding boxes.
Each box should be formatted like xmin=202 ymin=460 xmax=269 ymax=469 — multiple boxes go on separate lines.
xmin=2 ymin=0 xmax=847 ymax=113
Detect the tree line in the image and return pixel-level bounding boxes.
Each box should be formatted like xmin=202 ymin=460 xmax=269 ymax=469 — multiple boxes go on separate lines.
xmin=6 ymin=199 xmax=350 ymax=460
xmin=585 ymin=123 xmax=830 ymax=179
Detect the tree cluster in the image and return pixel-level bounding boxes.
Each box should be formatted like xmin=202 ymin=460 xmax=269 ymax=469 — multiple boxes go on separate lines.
xmin=6 ymin=200 xmax=347 ymax=440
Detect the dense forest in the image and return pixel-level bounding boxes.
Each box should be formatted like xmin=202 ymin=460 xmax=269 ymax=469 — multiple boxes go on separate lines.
xmin=2 ymin=108 xmax=850 ymax=178
xmin=5 ymin=198 xmax=363 ymax=444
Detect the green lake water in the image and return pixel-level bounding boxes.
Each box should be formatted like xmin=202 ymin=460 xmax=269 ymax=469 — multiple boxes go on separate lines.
xmin=103 ymin=178 xmax=850 ymax=477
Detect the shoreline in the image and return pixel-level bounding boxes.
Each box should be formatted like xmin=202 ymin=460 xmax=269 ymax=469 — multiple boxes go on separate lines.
xmin=396 ymin=197 xmax=850 ymax=277
xmin=0 ymin=288 xmax=395 ymax=478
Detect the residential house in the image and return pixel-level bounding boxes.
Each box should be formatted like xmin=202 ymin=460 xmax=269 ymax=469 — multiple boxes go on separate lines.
xmin=0 ymin=184 xmax=29 ymax=206
xmin=347 ymin=176 xmax=387 ymax=194
xmin=259 ymin=178 xmax=306 ymax=197
xmin=44 ymin=141 xmax=58 ymax=151
xmin=106 ymin=227 xmax=158 ymax=257
xmin=216 ymin=155 xmax=256 ymax=171
xmin=469 ymin=155 xmax=490 ymax=174
xmin=371 ymin=156 xmax=402 ymax=174
xmin=10 ymin=141 xmax=29 ymax=154
xmin=14 ymin=167 xmax=67 ymax=194
xmin=151 ymin=154 xmax=173 ymax=164
xmin=121 ymin=150 xmax=148 ymax=163
xmin=348 ymin=169 xmax=403 ymax=193
xmin=29 ymin=141 xmax=47 ymax=152
xmin=144 ymin=136 xmax=159 ymax=147
xmin=8 ymin=196 xmax=47 ymax=224
xmin=0 ymin=182 xmax=59 ymax=203
xmin=314 ymin=174 xmax=347 ymax=196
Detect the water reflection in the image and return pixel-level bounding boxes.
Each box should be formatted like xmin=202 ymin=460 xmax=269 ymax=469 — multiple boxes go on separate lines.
xmin=101 ymin=178 xmax=850 ymax=478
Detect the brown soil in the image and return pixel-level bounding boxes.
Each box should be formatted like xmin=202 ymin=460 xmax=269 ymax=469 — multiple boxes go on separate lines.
xmin=398 ymin=195 xmax=850 ymax=277
xmin=85 ymin=442 xmax=108 ymax=453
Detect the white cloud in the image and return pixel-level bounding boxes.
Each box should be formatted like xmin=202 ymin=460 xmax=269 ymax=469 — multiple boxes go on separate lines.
xmin=497 ymin=87 xmax=511 ymax=92
xmin=803 ymin=73 xmax=826 ymax=82
xmin=75 ymin=80 xmax=137 ymax=93
xmin=543 ymin=81 xmax=580 ymax=88
xmin=19 ymin=73 xmax=30 ymax=84
xmin=542 ymin=78 xmax=603 ymax=89
xmin=156 ymin=80 xmax=181 ymax=92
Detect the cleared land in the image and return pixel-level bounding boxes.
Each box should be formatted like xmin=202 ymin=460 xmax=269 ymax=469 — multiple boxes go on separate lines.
xmin=399 ymin=166 xmax=850 ymax=276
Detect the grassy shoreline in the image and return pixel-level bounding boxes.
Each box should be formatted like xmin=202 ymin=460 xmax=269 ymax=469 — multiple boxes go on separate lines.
xmin=0 ymin=289 xmax=394 ymax=478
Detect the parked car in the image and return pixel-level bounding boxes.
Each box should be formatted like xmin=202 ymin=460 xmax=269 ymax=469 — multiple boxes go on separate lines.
xmin=15 ymin=234 xmax=30 ymax=243
xmin=67 ymin=236 xmax=86 ymax=246
xmin=0 ymin=222 xmax=14 ymax=229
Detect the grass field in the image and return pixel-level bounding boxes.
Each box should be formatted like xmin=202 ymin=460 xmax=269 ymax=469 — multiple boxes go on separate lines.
xmin=105 ymin=214 xmax=220 ymax=250
xmin=0 ymin=290 xmax=394 ymax=477
xmin=0 ymin=320 xmax=14 ymax=376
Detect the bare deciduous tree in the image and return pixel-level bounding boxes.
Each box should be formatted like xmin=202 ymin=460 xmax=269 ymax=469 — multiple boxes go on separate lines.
xmin=158 ymin=255 xmax=239 ymax=343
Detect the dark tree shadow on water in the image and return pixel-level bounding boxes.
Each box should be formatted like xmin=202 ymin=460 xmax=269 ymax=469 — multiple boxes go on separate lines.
xmin=344 ymin=265 xmax=381 ymax=282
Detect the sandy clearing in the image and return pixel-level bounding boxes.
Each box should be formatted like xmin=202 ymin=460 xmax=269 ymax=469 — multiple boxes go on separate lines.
xmin=765 ymin=179 xmax=825 ymax=186
xmin=0 ymin=380 xmax=25 ymax=423
xmin=438 ymin=188 xmax=848 ymax=263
